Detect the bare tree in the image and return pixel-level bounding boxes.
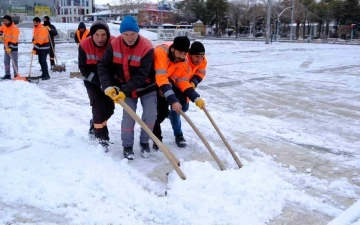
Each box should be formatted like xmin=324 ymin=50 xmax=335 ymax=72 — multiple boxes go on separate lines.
xmin=110 ymin=0 xmax=149 ymax=20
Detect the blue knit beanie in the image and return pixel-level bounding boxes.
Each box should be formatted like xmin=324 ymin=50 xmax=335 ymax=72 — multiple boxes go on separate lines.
xmin=120 ymin=16 xmax=139 ymax=33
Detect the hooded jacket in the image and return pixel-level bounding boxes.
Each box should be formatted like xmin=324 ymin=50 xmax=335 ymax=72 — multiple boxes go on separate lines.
xmin=78 ymin=20 xmax=115 ymax=86
xmin=75 ymin=22 xmax=90 ymax=44
xmin=0 ymin=22 xmax=19 ymax=51
xmin=97 ymin=32 xmax=155 ymax=99
xmin=43 ymin=18 xmax=58 ymax=46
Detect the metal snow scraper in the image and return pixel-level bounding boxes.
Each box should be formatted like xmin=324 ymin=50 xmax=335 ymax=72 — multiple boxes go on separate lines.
xmin=48 ymin=34 xmax=66 ymax=73
xmin=69 ymin=70 xmax=82 ymax=78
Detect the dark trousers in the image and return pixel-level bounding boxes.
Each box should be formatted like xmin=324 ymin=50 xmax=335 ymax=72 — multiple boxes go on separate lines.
xmin=153 ymin=86 xmax=188 ymax=141
xmin=49 ymin=44 xmax=55 ymax=66
xmin=38 ymin=52 xmax=49 ymax=78
xmin=152 ymin=92 xmax=170 ymax=141
xmin=84 ymin=81 xmax=115 ymax=140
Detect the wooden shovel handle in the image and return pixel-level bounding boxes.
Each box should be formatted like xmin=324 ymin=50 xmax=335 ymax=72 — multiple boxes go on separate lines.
xmin=117 ymin=98 xmax=186 ymax=180
xmin=203 ymin=107 xmax=243 ymax=168
xmin=179 ymin=110 xmax=226 ymax=171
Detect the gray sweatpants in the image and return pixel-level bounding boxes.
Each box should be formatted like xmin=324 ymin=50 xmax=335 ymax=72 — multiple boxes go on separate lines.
xmin=121 ymin=91 xmax=157 ymax=147
xmin=4 ymin=51 xmax=18 ymax=76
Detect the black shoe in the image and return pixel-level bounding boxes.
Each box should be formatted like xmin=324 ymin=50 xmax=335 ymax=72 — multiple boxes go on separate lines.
xmin=42 ymin=76 xmax=50 ymax=80
xmin=88 ymin=119 xmax=95 ymax=140
xmin=140 ymin=142 xmax=150 ymax=158
xmin=153 ymin=142 xmax=159 ymax=151
xmin=1 ymin=75 xmax=11 ymax=80
xmin=123 ymin=147 xmax=134 ymax=160
xmin=175 ymin=134 xmax=186 ymax=148
xmin=99 ymin=139 xmax=109 ymax=153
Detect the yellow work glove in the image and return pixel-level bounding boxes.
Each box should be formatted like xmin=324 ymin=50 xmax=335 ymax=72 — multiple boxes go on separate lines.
xmin=0 ymin=36 xmax=3 ymax=41
xmin=104 ymin=86 xmax=125 ymax=102
xmin=113 ymin=91 xmax=126 ymax=102
xmin=195 ymin=98 xmax=205 ymax=109
xmin=5 ymin=48 xmax=11 ymax=53
xmin=32 ymin=50 xmax=37 ymax=55
xmin=45 ymin=26 xmax=50 ymax=30
xmin=190 ymin=82 xmax=196 ymax=89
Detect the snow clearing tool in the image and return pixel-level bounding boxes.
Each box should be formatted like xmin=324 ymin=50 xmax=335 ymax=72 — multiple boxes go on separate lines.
xmin=8 ymin=51 xmax=27 ymax=82
xmin=48 ymin=34 xmax=66 ymax=73
xmin=23 ymin=53 xmax=41 ymax=83
xmin=203 ymin=106 xmax=243 ymax=169
xmin=179 ymin=110 xmax=226 ymax=171
xmin=69 ymin=69 xmax=82 ymax=78
xmin=116 ymin=98 xmax=186 ymax=180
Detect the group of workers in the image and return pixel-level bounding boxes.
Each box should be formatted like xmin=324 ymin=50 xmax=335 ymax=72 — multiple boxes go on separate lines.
xmin=0 ymin=15 xmax=58 ymax=80
xmin=1 ymin=14 xmax=207 ymax=160
xmin=79 ymin=16 xmax=207 ymax=160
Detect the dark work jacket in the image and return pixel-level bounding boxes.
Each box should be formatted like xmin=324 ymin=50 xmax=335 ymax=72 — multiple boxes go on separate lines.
xmin=43 ymin=22 xmax=57 ymax=46
xmin=98 ymin=35 xmax=155 ymax=98
xmin=78 ymin=35 xmax=115 ymax=86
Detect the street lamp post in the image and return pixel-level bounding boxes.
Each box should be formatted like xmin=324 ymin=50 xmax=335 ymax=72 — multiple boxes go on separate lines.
xmin=276 ymin=6 xmax=292 ymax=41
xmin=290 ymin=0 xmax=295 ymax=41
xmin=265 ymin=0 xmax=272 ymax=44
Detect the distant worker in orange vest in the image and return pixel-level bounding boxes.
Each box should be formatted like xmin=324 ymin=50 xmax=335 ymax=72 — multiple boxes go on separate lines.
xmin=43 ymin=16 xmax=58 ymax=71
xmin=32 ymin=17 xmax=51 ymax=80
xmin=0 ymin=15 xmax=20 ymax=80
xmin=75 ymin=22 xmax=90 ymax=45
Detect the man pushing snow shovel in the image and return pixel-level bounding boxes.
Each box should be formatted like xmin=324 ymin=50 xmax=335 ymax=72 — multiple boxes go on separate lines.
xmin=0 ymin=15 xmax=19 ymax=80
xmin=78 ymin=20 xmax=115 ymax=152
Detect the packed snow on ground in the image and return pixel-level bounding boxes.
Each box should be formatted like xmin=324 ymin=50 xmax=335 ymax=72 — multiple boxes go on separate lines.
xmin=0 ymin=32 xmax=359 ymax=224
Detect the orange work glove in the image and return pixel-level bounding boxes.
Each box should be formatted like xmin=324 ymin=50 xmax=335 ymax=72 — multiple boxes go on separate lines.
xmin=32 ymin=50 xmax=37 ymax=55
xmin=0 ymin=36 xmax=3 ymax=41
xmin=5 ymin=48 xmax=11 ymax=53
xmin=195 ymin=98 xmax=205 ymax=109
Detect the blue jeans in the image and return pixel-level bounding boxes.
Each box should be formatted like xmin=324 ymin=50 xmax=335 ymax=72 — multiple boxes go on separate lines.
xmin=170 ymin=101 xmax=189 ymax=136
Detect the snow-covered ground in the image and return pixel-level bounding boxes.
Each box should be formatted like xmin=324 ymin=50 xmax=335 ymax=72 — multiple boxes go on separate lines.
xmin=0 ymin=28 xmax=359 ymax=224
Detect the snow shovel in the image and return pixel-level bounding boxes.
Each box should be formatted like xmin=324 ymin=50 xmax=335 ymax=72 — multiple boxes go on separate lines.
xmin=203 ymin=106 xmax=243 ymax=169
xmin=8 ymin=51 xmax=28 ymax=82
xmin=48 ymin=34 xmax=66 ymax=73
xmin=179 ymin=110 xmax=226 ymax=171
xmin=115 ymin=98 xmax=186 ymax=180
xmin=70 ymin=69 xmax=82 ymax=78
xmin=24 ymin=53 xmax=41 ymax=83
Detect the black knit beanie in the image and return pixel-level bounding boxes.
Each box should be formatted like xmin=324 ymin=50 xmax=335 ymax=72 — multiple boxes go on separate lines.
xmin=189 ymin=41 xmax=205 ymax=55
xmin=172 ymin=36 xmax=190 ymax=52
xmin=2 ymin=15 xmax=12 ymax=21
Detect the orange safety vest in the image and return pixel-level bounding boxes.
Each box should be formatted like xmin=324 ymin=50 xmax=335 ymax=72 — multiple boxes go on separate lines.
xmin=187 ymin=54 xmax=207 ymax=81
xmin=76 ymin=29 xmax=90 ymax=42
xmin=154 ymin=43 xmax=192 ymax=92
xmin=33 ymin=24 xmax=50 ymax=52
xmin=1 ymin=23 xmax=19 ymax=51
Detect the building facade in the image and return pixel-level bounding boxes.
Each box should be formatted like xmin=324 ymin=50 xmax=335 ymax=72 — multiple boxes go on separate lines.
xmin=0 ymin=0 xmax=57 ymax=17
xmin=57 ymin=0 xmax=95 ymax=23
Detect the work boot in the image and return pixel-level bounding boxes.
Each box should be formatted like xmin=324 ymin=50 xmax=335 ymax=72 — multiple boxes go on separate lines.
xmin=99 ymin=139 xmax=110 ymax=153
xmin=123 ymin=147 xmax=134 ymax=160
xmin=88 ymin=119 xmax=95 ymax=140
xmin=175 ymin=134 xmax=186 ymax=148
xmin=140 ymin=142 xmax=150 ymax=158
xmin=42 ymin=75 xmax=50 ymax=80
xmin=1 ymin=75 xmax=11 ymax=80
xmin=153 ymin=142 xmax=159 ymax=151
